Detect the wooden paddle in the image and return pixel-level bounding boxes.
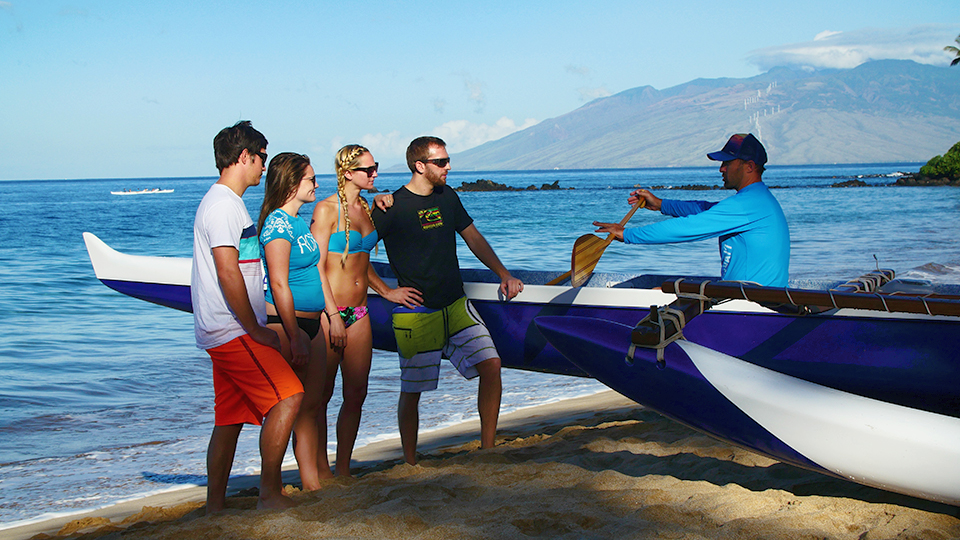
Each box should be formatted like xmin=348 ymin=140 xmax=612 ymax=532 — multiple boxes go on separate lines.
xmin=545 ymin=199 xmax=644 ymax=286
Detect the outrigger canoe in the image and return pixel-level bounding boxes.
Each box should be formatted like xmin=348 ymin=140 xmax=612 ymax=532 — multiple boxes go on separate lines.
xmin=82 ymin=232 xmax=960 ymax=505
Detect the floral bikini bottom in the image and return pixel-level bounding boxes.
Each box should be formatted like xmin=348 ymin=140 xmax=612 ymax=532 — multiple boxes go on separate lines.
xmin=337 ymin=306 xmax=369 ymax=328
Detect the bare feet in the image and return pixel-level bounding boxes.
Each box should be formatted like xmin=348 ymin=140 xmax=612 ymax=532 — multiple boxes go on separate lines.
xmin=301 ymin=467 xmax=334 ymax=491
xmin=256 ymin=493 xmax=298 ymax=511
xmin=205 ymin=503 xmax=225 ymax=516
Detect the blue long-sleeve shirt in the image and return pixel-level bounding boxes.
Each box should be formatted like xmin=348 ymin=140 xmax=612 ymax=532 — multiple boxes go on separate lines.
xmin=622 ymin=182 xmax=790 ymax=286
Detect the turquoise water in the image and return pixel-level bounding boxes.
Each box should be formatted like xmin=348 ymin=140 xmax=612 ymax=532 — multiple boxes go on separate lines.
xmin=1 ymin=164 xmax=958 ymax=526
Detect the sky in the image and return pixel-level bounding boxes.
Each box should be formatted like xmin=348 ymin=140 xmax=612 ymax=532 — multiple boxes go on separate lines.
xmin=2 ymin=1 xmax=959 ymax=181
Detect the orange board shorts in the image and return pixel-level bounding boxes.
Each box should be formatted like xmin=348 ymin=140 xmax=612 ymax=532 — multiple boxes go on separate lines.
xmin=206 ymin=334 xmax=304 ymax=426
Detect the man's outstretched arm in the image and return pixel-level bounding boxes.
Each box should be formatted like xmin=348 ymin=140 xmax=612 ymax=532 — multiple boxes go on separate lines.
xmin=459 ymin=224 xmax=523 ymax=300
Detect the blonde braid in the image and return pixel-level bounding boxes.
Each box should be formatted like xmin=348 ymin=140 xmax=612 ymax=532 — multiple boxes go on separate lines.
xmin=336 ymin=179 xmax=351 ymax=266
xmin=334 ymin=145 xmax=368 ymax=266
xmin=357 ymin=196 xmax=378 ymax=256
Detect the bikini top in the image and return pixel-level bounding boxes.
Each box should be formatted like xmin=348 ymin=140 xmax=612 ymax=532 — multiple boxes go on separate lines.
xmin=328 ymin=195 xmax=379 ymax=255
xmin=328 ymin=228 xmax=378 ymax=254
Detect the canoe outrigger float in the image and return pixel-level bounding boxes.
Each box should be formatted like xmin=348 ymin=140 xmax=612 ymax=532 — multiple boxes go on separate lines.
xmin=82 ymin=232 xmax=960 ymax=505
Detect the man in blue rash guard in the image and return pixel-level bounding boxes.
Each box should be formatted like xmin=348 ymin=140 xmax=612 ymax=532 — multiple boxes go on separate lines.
xmin=593 ymin=133 xmax=790 ymax=287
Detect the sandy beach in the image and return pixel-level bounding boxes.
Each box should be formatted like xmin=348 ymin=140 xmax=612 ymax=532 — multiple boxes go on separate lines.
xmin=7 ymin=390 xmax=959 ymax=540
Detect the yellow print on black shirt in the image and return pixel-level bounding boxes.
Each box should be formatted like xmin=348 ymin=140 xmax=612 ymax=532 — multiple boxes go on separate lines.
xmin=418 ymin=207 xmax=443 ymax=230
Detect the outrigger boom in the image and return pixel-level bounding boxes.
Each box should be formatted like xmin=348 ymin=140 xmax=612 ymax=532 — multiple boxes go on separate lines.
xmin=662 ymin=273 xmax=960 ymax=318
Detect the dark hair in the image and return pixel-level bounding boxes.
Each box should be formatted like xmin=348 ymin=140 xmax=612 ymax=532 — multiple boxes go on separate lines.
xmin=405 ymin=136 xmax=446 ymax=173
xmin=258 ymin=152 xmax=311 ymax=233
xmin=213 ymin=121 xmax=268 ymax=173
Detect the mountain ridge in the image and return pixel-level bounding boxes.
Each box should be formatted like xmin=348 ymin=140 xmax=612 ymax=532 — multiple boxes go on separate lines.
xmin=452 ymin=60 xmax=960 ymax=170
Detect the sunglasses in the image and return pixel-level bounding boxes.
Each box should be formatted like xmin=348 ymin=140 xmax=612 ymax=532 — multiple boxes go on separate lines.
xmin=352 ymin=163 xmax=379 ymax=175
xmin=421 ymin=157 xmax=450 ymax=168
xmin=256 ymin=151 xmax=268 ymax=163
xmin=301 ymin=175 xmax=317 ymax=184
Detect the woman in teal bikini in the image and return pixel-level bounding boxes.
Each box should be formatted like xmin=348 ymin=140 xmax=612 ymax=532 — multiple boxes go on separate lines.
xmin=257 ymin=152 xmax=331 ymax=490
xmin=310 ymin=144 xmax=418 ymax=476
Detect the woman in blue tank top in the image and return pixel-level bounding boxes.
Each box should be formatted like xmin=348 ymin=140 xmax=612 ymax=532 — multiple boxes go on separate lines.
xmin=310 ymin=144 xmax=416 ymax=477
xmin=257 ymin=152 xmax=332 ymax=490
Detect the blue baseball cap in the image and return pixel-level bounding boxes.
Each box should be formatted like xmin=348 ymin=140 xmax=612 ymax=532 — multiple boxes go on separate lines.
xmin=707 ymin=133 xmax=767 ymax=167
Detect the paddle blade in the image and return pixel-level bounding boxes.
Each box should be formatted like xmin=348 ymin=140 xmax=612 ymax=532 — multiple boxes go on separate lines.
xmin=569 ymin=199 xmax=644 ymax=287
xmin=571 ymin=234 xmax=611 ymax=287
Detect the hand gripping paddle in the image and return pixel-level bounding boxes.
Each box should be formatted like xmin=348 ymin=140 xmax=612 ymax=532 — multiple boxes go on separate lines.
xmin=546 ymin=199 xmax=644 ymax=287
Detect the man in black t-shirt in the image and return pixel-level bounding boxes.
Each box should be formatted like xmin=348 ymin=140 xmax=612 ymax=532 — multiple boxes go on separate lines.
xmin=369 ymin=136 xmax=523 ymax=465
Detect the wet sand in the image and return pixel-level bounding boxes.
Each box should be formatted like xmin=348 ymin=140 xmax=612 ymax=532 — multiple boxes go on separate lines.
xmin=7 ymin=391 xmax=959 ymax=540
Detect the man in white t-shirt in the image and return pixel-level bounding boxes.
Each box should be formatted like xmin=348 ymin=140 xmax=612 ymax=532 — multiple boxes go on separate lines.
xmin=191 ymin=121 xmax=303 ymax=513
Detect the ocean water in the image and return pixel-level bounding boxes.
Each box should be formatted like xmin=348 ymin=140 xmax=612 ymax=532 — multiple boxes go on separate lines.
xmin=2 ymin=164 xmax=960 ymax=527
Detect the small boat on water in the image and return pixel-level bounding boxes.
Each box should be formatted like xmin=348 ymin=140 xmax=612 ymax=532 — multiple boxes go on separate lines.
xmin=81 ymin=231 xmax=960 ymax=505
xmin=110 ymin=188 xmax=175 ymax=195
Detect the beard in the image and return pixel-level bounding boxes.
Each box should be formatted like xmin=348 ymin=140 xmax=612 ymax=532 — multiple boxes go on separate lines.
xmin=425 ymin=167 xmax=447 ymax=188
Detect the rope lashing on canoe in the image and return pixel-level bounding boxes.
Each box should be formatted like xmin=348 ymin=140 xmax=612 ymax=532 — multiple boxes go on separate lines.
xmin=831 ymin=269 xmax=896 ymax=293
xmin=673 ymin=277 xmax=717 ymax=312
xmin=826 ymin=269 xmax=896 ymax=313
xmin=627 ymin=279 xmax=716 ymax=367
xmin=662 ymin=272 xmax=960 ymax=318
xmin=626 ymin=304 xmax=687 ymax=368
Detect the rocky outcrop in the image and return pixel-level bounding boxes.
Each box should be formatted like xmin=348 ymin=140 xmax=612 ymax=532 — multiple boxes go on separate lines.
xmin=831 ymin=179 xmax=868 ymax=187
xmin=895 ymin=175 xmax=960 ymax=187
xmin=456 ymin=179 xmax=571 ymax=192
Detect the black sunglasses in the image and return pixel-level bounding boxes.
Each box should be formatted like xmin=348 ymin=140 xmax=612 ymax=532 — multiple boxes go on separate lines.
xmin=256 ymin=151 xmax=268 ymax=163
xmin=421 ymin=157 xmax=450 ymax=168
xmin=352 ymin=163 xmax=379 ymax=175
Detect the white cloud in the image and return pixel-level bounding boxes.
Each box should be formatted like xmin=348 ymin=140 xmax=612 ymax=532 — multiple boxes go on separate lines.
xmin=351 ymin=117 xmax=538 ymax=168
xmin=355 ymin=131 xmax=409 ymax=160
xmin=814 ymin=30 xmax=842 ymax=41
xmin=747 ymin=25 xmax=959 ymax=71
xmin=322 ymin=131 xmax=409 ymax=169
xmin=431 ymin=116 xmax=538 ymax=153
